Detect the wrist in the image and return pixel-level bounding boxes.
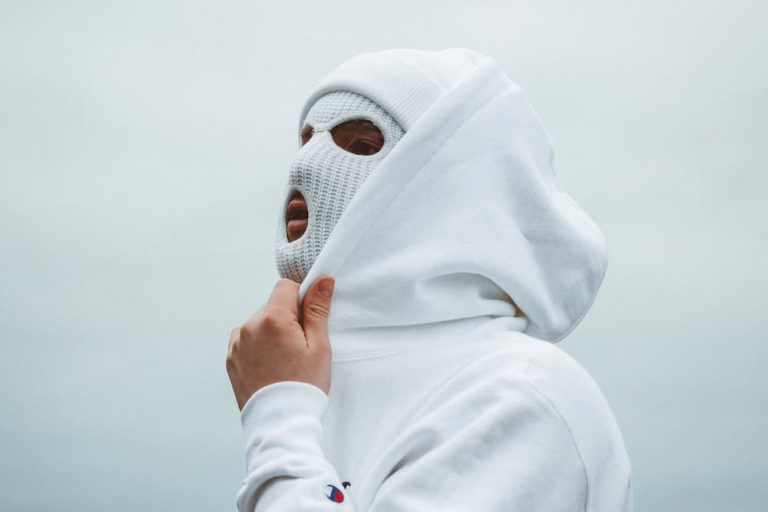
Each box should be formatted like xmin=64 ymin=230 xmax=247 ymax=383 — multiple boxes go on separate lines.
xmin=241 ymin=380 xmax=329 ymax=429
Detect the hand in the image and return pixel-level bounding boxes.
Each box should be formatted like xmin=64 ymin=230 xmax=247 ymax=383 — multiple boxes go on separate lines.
xmin=226 ymin=276 xmax=335 ymax=410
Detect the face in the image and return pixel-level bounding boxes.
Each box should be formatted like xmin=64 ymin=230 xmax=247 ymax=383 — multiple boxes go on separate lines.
xmin=286 ymin=118 xmax=386 ymax=242
xmin=275 ymin=90 xmax=405 ymax=283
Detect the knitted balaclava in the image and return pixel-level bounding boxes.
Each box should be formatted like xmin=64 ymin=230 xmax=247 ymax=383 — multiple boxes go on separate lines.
xmin=275 ymin=90 xmax=405 ymax=283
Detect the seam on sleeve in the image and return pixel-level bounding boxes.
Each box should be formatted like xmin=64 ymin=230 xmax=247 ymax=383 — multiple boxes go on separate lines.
xmin=519 ymin=378 xmax=590 ymax=512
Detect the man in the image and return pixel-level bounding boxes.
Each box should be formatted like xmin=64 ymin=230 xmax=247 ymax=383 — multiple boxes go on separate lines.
xmin=226 ymin=47 xmax=633 ymax=511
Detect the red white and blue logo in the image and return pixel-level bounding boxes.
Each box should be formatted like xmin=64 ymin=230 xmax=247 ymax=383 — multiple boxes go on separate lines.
xmin=326 ymin=484 xmax=344 ymax=503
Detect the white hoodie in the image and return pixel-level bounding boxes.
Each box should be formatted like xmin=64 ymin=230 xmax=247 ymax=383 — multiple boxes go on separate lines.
xmin=235 ymin=48 xmax=633 ymax=511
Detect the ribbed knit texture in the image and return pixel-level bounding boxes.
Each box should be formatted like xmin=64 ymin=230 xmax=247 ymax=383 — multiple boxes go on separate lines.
xmin=297 ymin=48 xmax=486 ymax=132
xmin=275 ymin=91 xmax=405 ymax=283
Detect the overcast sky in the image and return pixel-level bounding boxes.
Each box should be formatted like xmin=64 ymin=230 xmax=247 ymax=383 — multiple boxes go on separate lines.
xmin=1 ymin=1 xmax=766 ymax=511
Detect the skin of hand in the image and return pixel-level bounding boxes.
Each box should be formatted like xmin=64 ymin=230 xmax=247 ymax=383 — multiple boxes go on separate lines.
xmin=226 ymin=275 xmax=336 ymax=410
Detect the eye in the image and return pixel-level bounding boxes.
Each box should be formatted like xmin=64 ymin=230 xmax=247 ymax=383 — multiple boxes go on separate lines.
xmin=300 ymin=124 xmax=313 ymax=146
xmin=330 ymin=119 xmax=384 ymax=156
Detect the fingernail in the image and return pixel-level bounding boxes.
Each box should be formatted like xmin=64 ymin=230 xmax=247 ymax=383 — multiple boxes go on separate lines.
xmin=319 ymin=277 xmax=335 ymax=297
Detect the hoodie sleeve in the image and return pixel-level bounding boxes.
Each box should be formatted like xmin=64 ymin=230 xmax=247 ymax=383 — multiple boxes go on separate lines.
xmin=236 ymin=380 xmax=354 ymax=512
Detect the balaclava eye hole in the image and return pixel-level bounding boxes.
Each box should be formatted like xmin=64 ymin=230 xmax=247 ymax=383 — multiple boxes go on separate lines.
xmin=300 ymin=124 xmax=313 ymax=146
xmin=330 ymin=119 xmax=384 ymax=155
xmin=301 ymin=119 xmax=385 ymax=156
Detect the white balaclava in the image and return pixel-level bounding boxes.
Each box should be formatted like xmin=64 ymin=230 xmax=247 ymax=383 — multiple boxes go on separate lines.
xmin=275 ymin=90 xmax=405 ymax=283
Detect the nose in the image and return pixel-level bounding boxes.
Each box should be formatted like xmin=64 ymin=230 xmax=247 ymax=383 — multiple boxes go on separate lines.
xmin=285 ymin=189 xmax=308 ymax=242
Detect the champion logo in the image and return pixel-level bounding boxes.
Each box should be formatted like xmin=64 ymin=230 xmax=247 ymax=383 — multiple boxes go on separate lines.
xmin=326 ymin=484 xmax=344 ymax=503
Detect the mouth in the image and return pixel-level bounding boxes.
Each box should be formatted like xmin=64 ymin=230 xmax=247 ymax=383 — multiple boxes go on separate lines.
xmin=285 ymin=189 xmax=308 ymax=242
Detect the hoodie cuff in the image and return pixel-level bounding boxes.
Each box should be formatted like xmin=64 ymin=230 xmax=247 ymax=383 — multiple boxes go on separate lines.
xmin=241 ymin=380 xmax=329 ymax=429
xmin=240 ymin=381 xmax=330 ymax=472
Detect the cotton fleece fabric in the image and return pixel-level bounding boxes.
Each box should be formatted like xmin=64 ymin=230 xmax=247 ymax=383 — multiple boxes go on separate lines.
xmin=235 ymin=48 xmax=633 ymax=512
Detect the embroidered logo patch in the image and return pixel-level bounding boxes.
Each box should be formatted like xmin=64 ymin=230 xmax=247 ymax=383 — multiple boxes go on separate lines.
xmin=326 ymin=484 xmax=344 ymax=503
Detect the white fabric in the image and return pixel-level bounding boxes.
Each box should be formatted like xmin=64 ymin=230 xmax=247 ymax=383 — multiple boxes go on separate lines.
xmin=275 ymin=91 xmax=405 ymax=284
xmin=297 ymin=47 xmax=484 ymax=132
xmin=236 ymin=48 xmax=632 ymax=511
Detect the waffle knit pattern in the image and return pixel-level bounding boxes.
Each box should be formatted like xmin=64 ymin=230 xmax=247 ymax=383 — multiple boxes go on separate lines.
xmin=275 ymin=91 xmax=405 ymax=283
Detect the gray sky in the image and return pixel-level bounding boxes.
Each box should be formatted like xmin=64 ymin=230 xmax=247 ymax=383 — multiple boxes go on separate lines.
xmin=1 ymin=1 xmax=766 ymax=511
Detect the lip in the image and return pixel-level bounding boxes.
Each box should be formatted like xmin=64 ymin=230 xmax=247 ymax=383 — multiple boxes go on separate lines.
xmin=285 ymin=190 xmax=308 ymax=242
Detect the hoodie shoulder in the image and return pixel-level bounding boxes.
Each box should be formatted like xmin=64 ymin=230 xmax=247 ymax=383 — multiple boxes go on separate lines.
xmin=479 ymin=333 xmax=633 ymax=512
xmin=366 ymin=336 xmax=632 ymax=512
xmin=489 ymin=333 xmax=608 ymax=405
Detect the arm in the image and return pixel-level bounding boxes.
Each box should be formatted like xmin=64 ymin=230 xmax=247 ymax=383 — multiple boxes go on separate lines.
xmin=236 ymin=380 xmax=354 ymax=511
xmin=227 ymin=277 xmax=346 ymax=511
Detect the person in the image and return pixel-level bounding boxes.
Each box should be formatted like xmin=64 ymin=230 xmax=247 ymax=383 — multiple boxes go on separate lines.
xmin=226 ymin=47 xmax=633 ymax=511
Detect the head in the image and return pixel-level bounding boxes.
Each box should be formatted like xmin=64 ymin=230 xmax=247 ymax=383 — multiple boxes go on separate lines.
xmin=274 ymin=49 xmax=485 ymax=285
xmin=275 ymin=90 xmax=405 ymax=283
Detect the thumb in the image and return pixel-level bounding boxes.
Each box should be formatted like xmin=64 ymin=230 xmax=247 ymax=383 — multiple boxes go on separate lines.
xmin=301 ymin=275 xmax=335 ymax=348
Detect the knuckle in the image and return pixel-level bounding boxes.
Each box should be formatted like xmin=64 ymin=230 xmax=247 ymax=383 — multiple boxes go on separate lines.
xmin=239 ymin=320 xmax=253 ymax=336
xmin=260 ymin=307 xmax=285 ymax=330
xmin=227 ymin=336 xmax=239 ymax=354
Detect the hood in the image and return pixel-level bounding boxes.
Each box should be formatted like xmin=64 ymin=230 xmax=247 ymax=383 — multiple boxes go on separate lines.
xmin=291 ymin=48 xmax=608 ymax=358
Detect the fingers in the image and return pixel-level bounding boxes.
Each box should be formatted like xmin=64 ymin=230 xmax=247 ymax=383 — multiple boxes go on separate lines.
xmin=301 ymin=275 xmax=335 ymax=350
xmin=266 ymin=278 xmax=300 ymax=319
